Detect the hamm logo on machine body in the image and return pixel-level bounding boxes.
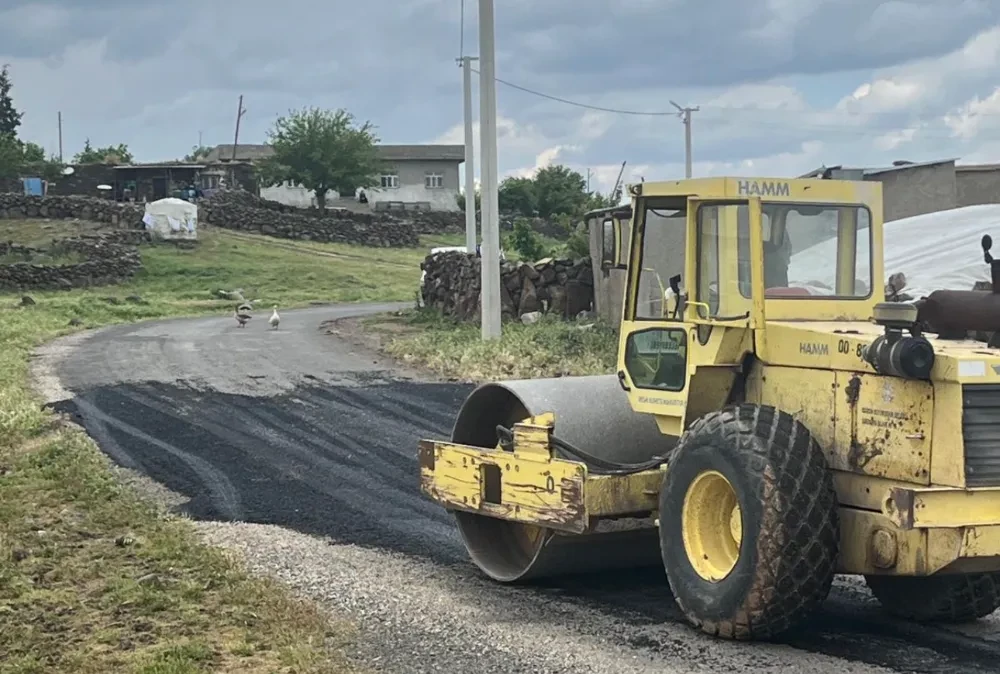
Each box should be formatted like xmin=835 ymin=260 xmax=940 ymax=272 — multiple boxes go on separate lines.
xmin=737 ymin=180 xmax=791 ymax=197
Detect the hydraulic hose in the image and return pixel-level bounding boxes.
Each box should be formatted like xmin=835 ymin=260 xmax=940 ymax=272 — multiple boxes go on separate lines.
xmin=495 ymin=424 xmax=668 ymax=475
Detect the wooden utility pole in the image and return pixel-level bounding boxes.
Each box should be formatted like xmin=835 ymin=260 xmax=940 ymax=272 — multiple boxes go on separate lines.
xmin=670 ymin=101 xmax=699 ymax=178
xmin=57 ymin=111 xmax=63 ymax=162
xmin=232 ymin=95 xmax=246 ymax=161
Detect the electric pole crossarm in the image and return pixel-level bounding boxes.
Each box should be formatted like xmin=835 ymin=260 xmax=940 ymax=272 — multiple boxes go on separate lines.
xmin=670 ymin=100 xmax=699 ymax=179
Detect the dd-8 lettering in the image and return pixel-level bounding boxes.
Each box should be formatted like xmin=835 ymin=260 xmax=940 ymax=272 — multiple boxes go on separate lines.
xmin=837 ymin=339 xmax=868 ymax=360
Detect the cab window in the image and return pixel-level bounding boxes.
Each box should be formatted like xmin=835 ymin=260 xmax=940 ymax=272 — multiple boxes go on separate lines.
xmin=633 ymin=199 xmax=687 ymax=320
xmin=737 ymin=204 xmax=873 ymax=298
xmin=623 ymin=328 xmax=688 ymax=391
xmin=600 ymin=218 xmax=616 ymax=268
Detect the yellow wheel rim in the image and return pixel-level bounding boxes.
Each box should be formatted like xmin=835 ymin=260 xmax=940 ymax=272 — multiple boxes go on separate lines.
xmin=681 ymin=470 xmax=743 ymax=582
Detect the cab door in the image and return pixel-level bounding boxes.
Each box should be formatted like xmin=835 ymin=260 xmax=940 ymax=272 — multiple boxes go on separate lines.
xmin=617 ymin=197 xmax=764 ymax=438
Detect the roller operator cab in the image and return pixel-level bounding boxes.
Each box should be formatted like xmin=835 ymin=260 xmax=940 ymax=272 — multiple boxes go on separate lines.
xmin=418 ymin=176 xmax=1000 ymax=642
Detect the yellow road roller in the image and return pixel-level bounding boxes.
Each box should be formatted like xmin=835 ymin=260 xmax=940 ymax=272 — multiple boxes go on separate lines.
xmin=418 ymin=176 xmax=1000 ymax=641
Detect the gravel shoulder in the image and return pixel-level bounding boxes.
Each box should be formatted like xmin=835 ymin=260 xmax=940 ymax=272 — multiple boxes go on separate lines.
xmin=33 ymin=304 xmax=1000 ymax=674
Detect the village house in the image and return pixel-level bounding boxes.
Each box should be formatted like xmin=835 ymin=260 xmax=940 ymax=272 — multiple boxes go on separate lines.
xmin=203 ymin=143 xmax=465 ymax=212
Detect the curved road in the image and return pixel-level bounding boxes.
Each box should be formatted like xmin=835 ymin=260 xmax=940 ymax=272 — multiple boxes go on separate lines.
xmin=36 ymin=303 xmax=1000 ymax=674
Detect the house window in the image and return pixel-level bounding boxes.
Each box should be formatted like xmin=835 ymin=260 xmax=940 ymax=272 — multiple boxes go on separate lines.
xmin=425 ymin=172 xmax=444 ymax=189
xmin=200 ymin=174 xmax=221 ymax=190
xmin=381 ymin=174 xmax=399 ymax=189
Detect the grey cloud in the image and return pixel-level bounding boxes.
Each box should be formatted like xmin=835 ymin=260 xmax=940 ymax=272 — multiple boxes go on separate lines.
xmin=1 ymin=0 xmax=997 ymax=173
xmin=493 ymin=0 xmax=997 ymax=90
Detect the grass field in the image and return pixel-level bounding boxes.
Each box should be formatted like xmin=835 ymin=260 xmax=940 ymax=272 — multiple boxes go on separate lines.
xmin=0 ymin=220 xmax=445 ymax=674
xmin=363 ymin=308 xmax=618 ymax=381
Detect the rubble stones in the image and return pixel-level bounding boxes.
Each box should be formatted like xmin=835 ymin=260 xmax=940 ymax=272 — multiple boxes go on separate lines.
xmin=0 ymin=232 xmax=144 ymax=291
xmin=0 ymin=194 xmax=145 ymax=228
xmin=199 ymin=190 xmax=470 ymax=242
xmin=420 ymin=251 xmax=594 ymax=321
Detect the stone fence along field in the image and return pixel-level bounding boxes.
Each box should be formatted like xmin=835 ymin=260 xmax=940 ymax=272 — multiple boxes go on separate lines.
xmin=0 ymin=193 xmax=145 ymax=227
xmin=198 ymin=191 xmax=420 ymax=247
xmin=199 ymin=190 xmax=469 ymax=240
xmin=420 ymin=251 xmax=595 ymax=321
xmin=0 ymin=231 xmax=146 ymax=291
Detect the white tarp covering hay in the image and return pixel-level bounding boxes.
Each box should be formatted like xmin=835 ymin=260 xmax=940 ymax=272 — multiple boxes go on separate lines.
xmin=141 ymin=197 xmax=198 ymax=241
xmin=787 ymin=204 xmax=1000 ymax=298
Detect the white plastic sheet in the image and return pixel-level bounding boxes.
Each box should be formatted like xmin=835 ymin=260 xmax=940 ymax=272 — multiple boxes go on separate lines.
xmin=142 ymin=197 xmax=198 ymax=240
xmin=787 ymin=204 xmax=1000 ymax=298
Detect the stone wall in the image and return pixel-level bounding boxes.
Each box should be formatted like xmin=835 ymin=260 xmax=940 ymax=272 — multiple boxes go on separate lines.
xmin=199 ymin=190 xmax=419 ymax=247
xmin=201 ymin=189 xmax=463 ymax=237
xmin=0 ymin=193 xmax=144 ymax=227
xmin=420 ymin=251 xmax=594 ymax=321
xmin=0 ymin=232 xmax=145 ymax=290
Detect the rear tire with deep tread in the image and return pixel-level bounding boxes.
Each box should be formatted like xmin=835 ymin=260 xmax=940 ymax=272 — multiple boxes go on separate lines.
xmin=865 ymin=572 xmax=1000 ymax=622
xmin=659 ymin=403 xmax=840 ymax=641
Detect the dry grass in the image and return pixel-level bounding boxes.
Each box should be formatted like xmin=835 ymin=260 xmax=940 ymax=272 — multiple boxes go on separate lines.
xmin=0 ymin=219 xmax=442 ymax=674
xmin=363 ymin=309 xmax=618 ymax=382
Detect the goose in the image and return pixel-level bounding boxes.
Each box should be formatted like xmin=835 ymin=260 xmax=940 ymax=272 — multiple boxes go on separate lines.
xmin=269 ymin=305 xmax=280 ymax=330
xmin=234 ymin=303 xmax=252 ymax=328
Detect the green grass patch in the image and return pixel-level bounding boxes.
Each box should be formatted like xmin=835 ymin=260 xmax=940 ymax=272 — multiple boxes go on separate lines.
xmin=366 ymin=308 xmax=618 ymax=381
xmin=0 ymin=222 xmax=427 ymax=673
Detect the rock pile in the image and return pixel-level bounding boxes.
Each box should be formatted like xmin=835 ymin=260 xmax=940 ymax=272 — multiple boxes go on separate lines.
xmin=0 ymin=193 xmax=144 ymax=228
xmin=0 ymin=232 xmax=144 ymax=290
xmin=199 ymin=190 xmax=420 ymax=247
xmin=420 ymin=251 xmax=594 ymax=321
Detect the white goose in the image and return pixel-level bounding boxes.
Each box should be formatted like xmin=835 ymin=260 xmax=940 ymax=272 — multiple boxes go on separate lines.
xmin=269 ymin=305 xmax=280 ymax=330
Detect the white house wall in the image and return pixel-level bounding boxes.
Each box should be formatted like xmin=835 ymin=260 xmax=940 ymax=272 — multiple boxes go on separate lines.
xmin=260 ymin=182 xmax=340 ymax=208
xmin=370 ymin=159 xmax=461 ymax=211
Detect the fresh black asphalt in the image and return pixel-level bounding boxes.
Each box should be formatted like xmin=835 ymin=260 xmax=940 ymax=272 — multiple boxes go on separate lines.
xmin=48 ymin=302 xmax=1000 ymax=673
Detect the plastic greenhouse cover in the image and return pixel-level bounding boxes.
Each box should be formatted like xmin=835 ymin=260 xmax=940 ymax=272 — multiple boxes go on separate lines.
xmin=786 ymin=204 xmax=1000 ymax=299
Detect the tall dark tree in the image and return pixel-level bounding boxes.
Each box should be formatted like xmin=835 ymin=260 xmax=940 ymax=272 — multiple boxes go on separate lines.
xmin=0 ymin=64 xmax=24 ymax=139
xmin=257 ymin=107 xmax=382 ymax=209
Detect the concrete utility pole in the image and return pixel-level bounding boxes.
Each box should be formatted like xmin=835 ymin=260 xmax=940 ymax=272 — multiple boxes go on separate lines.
xmin=458 ymin=55 xmax=479 ymax=254
xmin=478 ymin=0 xmax=501 ymax=340
xmin=670 ymin=100 xmax=699 ymax=178
xmin=57 ymin=111 xmax=63 ymax=162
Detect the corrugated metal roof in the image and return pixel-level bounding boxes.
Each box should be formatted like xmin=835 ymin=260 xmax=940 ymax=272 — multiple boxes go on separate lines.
xmin=799 ymin=159 xmax=958 ymax=178
xmin=377 ymin=144 xmax=465 ymax=161
xmin=200 ymin=143 xmax=465 ymax=164
xmin=113 ymin=163 xmax=205 ymax=170
xmin=862 ymin=158 xmax=958 ymax=176
xmin=956 ymin=163 xmax=1000 ymax=172
xmin=202 ymin=144 xmax=274 ymax=163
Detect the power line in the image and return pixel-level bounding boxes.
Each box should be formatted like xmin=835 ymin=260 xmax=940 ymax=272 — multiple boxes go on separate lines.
xmin=466 ymin=64 xmax=1000 ymax=128
xmin=470 ymin=67 xmax=679 ymax=116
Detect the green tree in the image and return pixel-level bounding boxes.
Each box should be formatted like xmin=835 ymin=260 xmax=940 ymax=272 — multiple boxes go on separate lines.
xmin=0 ymin=64 xmax=22 ymax=139
xmin=73 ymin=138 xmax=133 ymax=164
xmin=257 ymin=107 xmax=382 ymax=210
xmin=184 ymin=145 xmax=212 ymax=162
xmin=0 ymin=136 xmax=61 ymax=181
xmin=506 ymin=216 xmax=548 ymax=262
xmin=585 ymin=189 xmax=617 ymax=211
xmin=533 ymin=165 xmax=588 ymax=219
xmin=498 ymin=176 xmax=537 ymax=216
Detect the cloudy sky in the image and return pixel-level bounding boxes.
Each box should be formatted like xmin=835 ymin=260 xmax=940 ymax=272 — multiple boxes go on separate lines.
xmin=3 ymin=0 xmax=1000 ymax=195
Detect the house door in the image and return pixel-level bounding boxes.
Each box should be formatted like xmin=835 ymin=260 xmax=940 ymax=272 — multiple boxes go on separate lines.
xmin=152 ymin=177 xmax=167 ymax=200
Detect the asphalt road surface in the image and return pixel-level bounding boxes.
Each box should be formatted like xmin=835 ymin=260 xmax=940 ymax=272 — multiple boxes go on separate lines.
xmin=34 ymin=303 xmax=1000 ymax=673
